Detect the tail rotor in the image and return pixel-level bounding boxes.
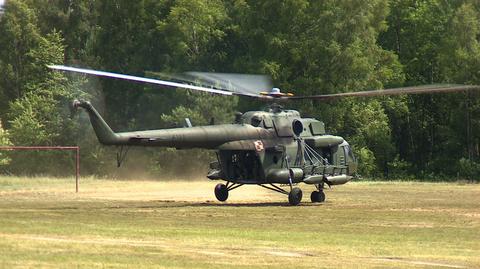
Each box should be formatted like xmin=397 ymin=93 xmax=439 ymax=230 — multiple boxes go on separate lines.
xmin=69 ymin=99 xmax=82 ymax=118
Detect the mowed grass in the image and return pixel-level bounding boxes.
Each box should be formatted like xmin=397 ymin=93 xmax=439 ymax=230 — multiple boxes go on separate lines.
xmin=0 ymin=177 xmax=479 ymax=268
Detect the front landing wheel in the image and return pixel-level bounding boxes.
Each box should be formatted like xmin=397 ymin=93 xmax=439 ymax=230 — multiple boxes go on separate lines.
xmin=310 ymin=190 xmax=326 ymax=203
xmin=214 ymin=183 xmax=229 ymax=202
xmin=288 ymin=187 xmax=303 ymax=205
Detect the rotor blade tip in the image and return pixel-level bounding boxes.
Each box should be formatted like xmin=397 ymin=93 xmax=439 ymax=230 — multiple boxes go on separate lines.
xmin=48 ymin=65 xmax=64 ymax=70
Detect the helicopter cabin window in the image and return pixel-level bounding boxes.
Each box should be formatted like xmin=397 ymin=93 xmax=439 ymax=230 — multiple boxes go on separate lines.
xmin=338 ymin=145 xmax=354 ymax=165
xmin=262 ymin=117 xmax=273 ymax=129
xmin=343 ymin=145 xmax=355 ymax=162
xmin=222 ymin=150 xmax=262 ymax=182
xmin=251 ymin=116 xmax=262 ymax=127
xmin=309 ymin=122 xmax=325 ymax=135
xmin=322 ymin=148 xmax=333 ymax=165
xmin=272 ymin=155 xmax=279 ymax=164
xmin=337 ymin=147 xmax=346 ymax=165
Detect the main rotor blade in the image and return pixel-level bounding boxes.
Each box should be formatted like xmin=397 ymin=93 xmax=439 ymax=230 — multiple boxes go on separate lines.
xmin=147 ymin=71 xmax=273 ymax=98
xmin=48 ymin=65 xmax=234 ymax=96
xmin=287 ymin=84 xmax=480 ymax=101
xmin=180 ymin=72 xmax=273 ymax=97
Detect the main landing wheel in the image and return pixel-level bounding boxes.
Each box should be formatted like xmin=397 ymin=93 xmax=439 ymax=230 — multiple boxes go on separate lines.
xmin=310 ymin=190 xmax=326 ymax=203
xmin=288 ymin=187 xmax=303 ymax=206
xmin=214 ymin=183 xmax=229 ymax=202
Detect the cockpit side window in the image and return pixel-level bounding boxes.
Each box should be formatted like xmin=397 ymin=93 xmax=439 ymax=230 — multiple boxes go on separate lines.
xmin=263 ymin=117 xmax=273 ymax=128
xmin=251 ymin=116 xmax=262 ymax=127
xmin=343 ymin=145 xmax=355 ymax=161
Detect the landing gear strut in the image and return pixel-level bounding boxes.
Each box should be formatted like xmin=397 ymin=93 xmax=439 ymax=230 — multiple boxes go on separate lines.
xmin=258 ymin=184 xmax=303 ymax=205
xmin=215 ymin=182 xmax=322 ymax=206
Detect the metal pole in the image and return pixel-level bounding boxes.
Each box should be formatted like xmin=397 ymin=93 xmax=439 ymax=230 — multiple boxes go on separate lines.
xmin=76 ymin=147 xmax=80 ymax=193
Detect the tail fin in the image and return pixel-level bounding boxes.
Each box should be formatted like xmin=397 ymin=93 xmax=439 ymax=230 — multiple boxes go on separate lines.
xmin=73 ymin=100 xmax=121 ymax=145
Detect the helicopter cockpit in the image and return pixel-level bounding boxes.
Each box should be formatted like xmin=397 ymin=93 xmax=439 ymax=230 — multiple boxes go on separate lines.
xmin=240 ymin=111 xmax=275 ymax=129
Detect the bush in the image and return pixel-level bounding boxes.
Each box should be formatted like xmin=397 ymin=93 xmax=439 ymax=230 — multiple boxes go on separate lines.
xmin=356 ymin=147 xmax=377 ymax=178
xmin=387 ymin=156 xmax=415 ymax=180
xmin=0 ymin=120 xmax=11 ymax=167
xmin=458 ymin=158 xmax=480 ymax=181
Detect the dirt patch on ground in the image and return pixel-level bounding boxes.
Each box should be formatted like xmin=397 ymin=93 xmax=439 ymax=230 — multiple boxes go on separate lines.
xmin=263 ymin=250 xmax=307 ymax=257
xmin=0 ymin=233 xmax=168 ymax=248
xmin=372 ymin=257 xmax=466 ymax=268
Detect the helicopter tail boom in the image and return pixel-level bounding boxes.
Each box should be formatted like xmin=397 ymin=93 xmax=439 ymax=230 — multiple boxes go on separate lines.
xmin=74 ymin=100 xmax=273 ymax=149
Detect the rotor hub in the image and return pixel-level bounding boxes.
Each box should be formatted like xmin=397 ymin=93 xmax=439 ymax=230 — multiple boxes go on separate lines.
xmin=260 ymin=88 xmax=294 ymax=98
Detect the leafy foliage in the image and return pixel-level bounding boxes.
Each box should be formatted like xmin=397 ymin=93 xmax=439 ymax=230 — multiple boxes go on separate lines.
xmin=0 ymin=120 xmax=11 ymax=167
xmin=0 ymin=0 xmax=41 ymax=117
xmin=157 ymin=0 xmax=228 ymax=69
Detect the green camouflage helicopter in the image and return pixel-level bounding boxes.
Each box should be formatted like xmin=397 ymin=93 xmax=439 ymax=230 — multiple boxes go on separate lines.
xmin=50 ymin=65 xmax=479 ymax=205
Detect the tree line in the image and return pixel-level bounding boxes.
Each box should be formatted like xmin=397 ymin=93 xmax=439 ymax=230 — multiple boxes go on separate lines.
xmin=0 ymin=0 xmax=479 ymax=180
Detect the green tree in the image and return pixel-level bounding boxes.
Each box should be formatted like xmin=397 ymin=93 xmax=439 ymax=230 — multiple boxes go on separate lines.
xmin=157 ymin=0 xmax=228 ymax=69
xmin=379 ymin=1 xmax=480 ymax=179
xmin=0 ymin=0 xmax=42 ymax=119
xmin=438 ymin=3 xmax=480 ymax=178
xmin=379 ymin=0 xmax=462 ymax=177
xmin=343 ymin=100 xmax=396 ymax=177
xmin=25 ymin=0 xmax=98 ymax=61
xmin=0 ymin=120 xmax=11 ymax=167
xmin=92 ymin=0 xmax=170 ymax=130
xmin=380 ymin=0 xmax=457 ymax=84
xmin=0 ymin=5 xmax=87 ymax=175
xmin=5 ymin=31 xmax=79 ymax=175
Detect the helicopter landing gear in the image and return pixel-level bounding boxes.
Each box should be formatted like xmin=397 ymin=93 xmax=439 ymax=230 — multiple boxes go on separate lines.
xmin=310 ymin=190 xmax=325 ymax=203
xmin=288 ymin=187 xmax=303 ymax=205
xmin=311 ymin=183 xmax=326 ymax=203
xmin=214 ymin=182 xmax=244 ymax=202
xmin=258 ymin=184 xmax=303 ymax=205
xmin=214 ymin=183 xmax=228 ymax=201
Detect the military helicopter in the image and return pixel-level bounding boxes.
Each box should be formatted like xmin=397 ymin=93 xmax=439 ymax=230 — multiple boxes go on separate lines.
xmin=49 ymin=65 xmax=479 ymax=205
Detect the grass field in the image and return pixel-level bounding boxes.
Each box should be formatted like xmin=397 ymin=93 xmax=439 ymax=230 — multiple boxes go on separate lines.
xmin=0 ymin=177 xmax=479 ymax=268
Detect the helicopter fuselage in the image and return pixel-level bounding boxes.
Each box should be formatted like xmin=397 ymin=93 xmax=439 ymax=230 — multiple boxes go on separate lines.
xmin=76 ymin=100 xmax=357 ymax=188
xmin=210 ymin=108 xmax=357 ymax=185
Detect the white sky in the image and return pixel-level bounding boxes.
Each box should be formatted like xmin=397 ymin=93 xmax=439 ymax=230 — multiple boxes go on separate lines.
xmin=0 ymin=0 xmax=4 ymax=6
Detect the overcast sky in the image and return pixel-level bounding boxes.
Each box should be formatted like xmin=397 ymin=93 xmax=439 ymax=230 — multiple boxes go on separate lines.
xmin=0 ymin=0 xmax=4 ymax=6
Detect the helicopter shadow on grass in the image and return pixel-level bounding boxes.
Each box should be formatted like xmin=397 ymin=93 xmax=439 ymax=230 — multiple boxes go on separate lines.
xmin=134 ymin=200 xmax=327 ymax=208
xmin=41 ymin=200 xmax=328 ymax=211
